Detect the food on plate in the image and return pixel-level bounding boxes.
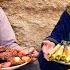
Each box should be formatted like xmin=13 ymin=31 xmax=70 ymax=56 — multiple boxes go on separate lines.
xmin=0 ymin=47 xmax=5 ymax=53
xmin=54 ymin=45 xmax=64 ymax=60
xmin=61 ymin=47 xmax=68 ymax=62
xmin=0 ymin=52 xmax=17 ymax=59
xmin=66 ymin=56 xmax=70 ymax=62
xmin=18 ymin=50 xmax=28 ymax=57
xmin=67 ymin=46 xmax=70 ymax=55
xmin=21 ymin=56 xmax=31 ymax=62
xmin=48 ymin=42 xmax=70 ymax=63
xmin=8 ymin=57 xmax=24 ymax=65
xmin=63 ymin=47 xmax=70 ymax=62
xmin=0 ymin=47 xmax=36 ymax=68
xmin=48 ymin=44 xmax=61 ymax=58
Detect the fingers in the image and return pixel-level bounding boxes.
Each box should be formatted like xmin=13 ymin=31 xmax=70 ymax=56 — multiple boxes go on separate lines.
xmin=42 ymin=40 xmax=55 ymax=53
xmin=27 ymin=47 xmax=39 ymax=58
xmin=19 ymin=47 xmax=39 ymax=58
xmin=28 ymin=47 xmax=35 ymax=54
xmin=30 ymin=50 xmax=39 ymax=57
xmin=42 ymin=40 xmax=55 ymax=47
xmin=19 ymin=47 xmax=35 ymax=55
xmin=42 ymin=40 xmax=55 ymax=60
xmin=20 ymin=48 xmax=29 ymax=55
xmin=44 ymin=53 xmax=49 ymax=61
xmin=42 ymin=44 xmax=49 ymax=55
xmin=42 ymin=44 xmax=49 ymax=60
xmin=29 ymin=50 xmax=39 ymax=62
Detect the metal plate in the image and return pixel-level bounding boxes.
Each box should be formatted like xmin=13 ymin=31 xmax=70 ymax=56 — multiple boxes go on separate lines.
xmin=2 ymin=62 xmax=28 ymax=70
xmin=54 ymin=60 xmax=70 ymax=65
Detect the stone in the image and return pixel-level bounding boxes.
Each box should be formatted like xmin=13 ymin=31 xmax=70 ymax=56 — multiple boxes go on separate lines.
xmin=0 ymin=0 xmax=70 ymax=49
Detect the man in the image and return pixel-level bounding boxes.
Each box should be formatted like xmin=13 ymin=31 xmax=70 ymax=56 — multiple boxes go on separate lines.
xmin=38 ymin=6 xmax=70 ymax=70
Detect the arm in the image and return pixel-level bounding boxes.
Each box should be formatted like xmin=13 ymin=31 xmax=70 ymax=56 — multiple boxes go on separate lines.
xmin=45 ymin=10 xmax=70 ymax=44
xmin=42 ymin=10 xmax=70 ymax=60
xmin=0 ymin=8 xmax=39 ymax=57
xmin=0 ymin=7 xmax=22 ymax=50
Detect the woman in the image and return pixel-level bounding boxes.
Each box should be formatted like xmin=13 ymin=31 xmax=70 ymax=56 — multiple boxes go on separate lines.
xmin=38 ymin=5 xmax=70 ymax=70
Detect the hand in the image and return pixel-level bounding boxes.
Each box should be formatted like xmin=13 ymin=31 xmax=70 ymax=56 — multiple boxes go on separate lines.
xmin=42 ymin=40 xmax=55 ymax=60
xmin=13 ymin=46 xmax=39 ymax=58
xmin=28 ymin=47 xmax=39 ymax=58
xmin=19 ymin=47 xmax=39 ymax=62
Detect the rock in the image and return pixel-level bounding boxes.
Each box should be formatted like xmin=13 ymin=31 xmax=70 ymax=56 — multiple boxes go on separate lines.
xmin=0 ymin=0 xmax=69 ymax=49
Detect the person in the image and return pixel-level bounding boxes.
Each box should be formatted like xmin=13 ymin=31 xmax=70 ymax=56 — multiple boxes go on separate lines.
xmin=38 ymin=6 xmax=70 ymax=70
xmin=0 ymin=7 xmax=38 ymax=67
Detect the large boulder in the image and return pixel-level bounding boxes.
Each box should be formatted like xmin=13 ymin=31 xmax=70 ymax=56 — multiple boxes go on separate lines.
xmin=0 ymin=0 xmax=70 ymax=49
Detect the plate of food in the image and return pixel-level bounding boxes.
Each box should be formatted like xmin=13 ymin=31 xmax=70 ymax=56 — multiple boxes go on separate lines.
xmin=48 ymin=42 xmax=70 ymax=65
xmin=0 ymin=47 xmax=35 ymax=70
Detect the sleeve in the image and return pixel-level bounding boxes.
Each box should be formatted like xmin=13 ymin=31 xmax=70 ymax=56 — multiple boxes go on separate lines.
xmin=0 ymin=7 xmax=20 ymax=49
xmin=45 ymin=10 xmax=70 ymax=44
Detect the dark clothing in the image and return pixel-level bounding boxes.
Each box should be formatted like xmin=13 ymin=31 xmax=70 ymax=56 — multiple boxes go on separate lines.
xmin=38 ymin=51 xmax=69 ymax=70
xmin=38 ymin=10 xmax=70 ymax=70
xmin=47 ymin=10 xmax=70 ymax=43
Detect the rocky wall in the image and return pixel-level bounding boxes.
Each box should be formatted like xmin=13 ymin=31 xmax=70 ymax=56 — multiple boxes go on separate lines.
xmin=0 ymin=0 xmax=70 ymax=49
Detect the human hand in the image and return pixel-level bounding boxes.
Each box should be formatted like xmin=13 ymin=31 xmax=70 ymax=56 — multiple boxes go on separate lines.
xmin=42 ymin=40 xmax=55 ymax=60
xmin=13 ymin=46 xmax=39 ymax=59
xmin=21 ymin=47 xmax=39 ymax=57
